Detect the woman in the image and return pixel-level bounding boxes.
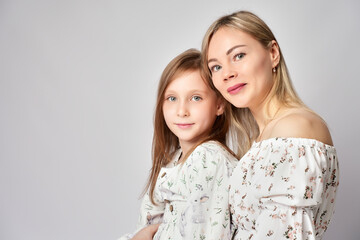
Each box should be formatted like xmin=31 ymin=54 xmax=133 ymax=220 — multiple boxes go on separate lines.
xmin=202 ymin=10 xmax=339 ymax=240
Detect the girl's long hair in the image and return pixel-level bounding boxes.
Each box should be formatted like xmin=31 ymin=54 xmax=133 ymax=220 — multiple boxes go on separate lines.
xmin=201 ymin=11 xmax=308 ymax=159
xmin=145 ymin=49 xmax=234 ymax=204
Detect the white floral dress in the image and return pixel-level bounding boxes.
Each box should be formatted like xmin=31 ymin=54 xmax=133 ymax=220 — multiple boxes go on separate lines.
xmin=119 ymin=141 xmax=238 ymax=240
xmin=229 ymin=138 xmax=339 ymax=240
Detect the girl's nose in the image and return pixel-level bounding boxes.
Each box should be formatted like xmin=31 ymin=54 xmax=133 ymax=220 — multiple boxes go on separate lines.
xmin=177 ymin=102 xmax=189 ymax=117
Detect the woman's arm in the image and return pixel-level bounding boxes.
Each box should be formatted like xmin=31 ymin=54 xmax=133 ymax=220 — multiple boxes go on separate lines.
xmin=242 ymin=140 xmax=338 ymax=239
xmin=131 ymin=224 xmax=160 ymax=240
xmin=118 ymin=191 xmax=164 ymax=240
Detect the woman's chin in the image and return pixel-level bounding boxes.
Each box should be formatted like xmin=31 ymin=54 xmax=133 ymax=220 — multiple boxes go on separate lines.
xmin=229 ymin=101 xmax=247 ymax=109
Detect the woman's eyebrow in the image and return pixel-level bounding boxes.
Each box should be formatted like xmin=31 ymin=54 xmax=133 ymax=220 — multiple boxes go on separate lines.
xmin=226 ymin=44 xmax=246 ymax=55
xmin=208 ymin=44 xmax=246 ymax=64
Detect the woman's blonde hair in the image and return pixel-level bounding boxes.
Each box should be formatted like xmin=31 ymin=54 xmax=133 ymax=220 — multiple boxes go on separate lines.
xmin=201 ymin=10 xmax=306 ymax=158
xmin=145 ymin=48 xmax=233 ymax=204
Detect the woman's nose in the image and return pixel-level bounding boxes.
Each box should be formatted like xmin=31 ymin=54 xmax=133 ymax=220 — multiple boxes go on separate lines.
xmin=223 ymin=67 xmax=238 ymax=81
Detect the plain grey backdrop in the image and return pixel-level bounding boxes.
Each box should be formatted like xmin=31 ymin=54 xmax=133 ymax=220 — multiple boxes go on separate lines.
xmin=0 ymin=0 xmax=359 ymax=239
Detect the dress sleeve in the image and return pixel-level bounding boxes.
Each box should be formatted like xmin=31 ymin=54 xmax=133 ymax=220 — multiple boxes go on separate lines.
xmin=246 ymin=143 xmax=338 ymax=239
xmin=181 ymin=144 xmax=235 ymax=240
xmin=118 ymin=191 xmax=165 ymax=240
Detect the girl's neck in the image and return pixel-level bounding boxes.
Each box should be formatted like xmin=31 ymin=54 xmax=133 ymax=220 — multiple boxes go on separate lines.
xmin=178 ymin=141 xmax=197 ymax=163
xmin=178 ymin=131 xmax=212 ymax=163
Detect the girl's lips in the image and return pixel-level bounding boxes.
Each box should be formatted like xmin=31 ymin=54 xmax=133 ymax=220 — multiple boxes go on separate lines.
xmin=227 ymin=83 xmax=247 ymax=94
xmin=176 ymin=123 xmax=194 ymax=129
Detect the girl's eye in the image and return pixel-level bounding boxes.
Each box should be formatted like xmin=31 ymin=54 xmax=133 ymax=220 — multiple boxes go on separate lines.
xmin=234 ymin=53 xmax=245 ymax=61
xmin=167 ymin=96 xmax=176 ymax=102
xmin=191 ymin=96 xmax=202 ymax=101
xmin=210 ymin=65 xmax=221 ymax=72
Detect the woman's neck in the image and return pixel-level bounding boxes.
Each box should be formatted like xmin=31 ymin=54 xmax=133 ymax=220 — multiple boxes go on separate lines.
xmin=250 ymin=98 xmax=282 ymax=133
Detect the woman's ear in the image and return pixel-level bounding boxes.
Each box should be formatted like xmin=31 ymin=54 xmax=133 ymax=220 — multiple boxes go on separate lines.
xmin=216 ymin=99 xmax=225 ymax=116
xmin=270 ymin=40 xmax=280 ymax=68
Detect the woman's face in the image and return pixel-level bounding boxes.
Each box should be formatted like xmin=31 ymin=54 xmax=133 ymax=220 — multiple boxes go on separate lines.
xmin=207 ymin=27 xmax=278 ymax=110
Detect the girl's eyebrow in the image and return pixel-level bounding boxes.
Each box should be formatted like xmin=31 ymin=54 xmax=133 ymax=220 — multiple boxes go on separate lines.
xmin=188 ymin=90 xmax=207 ymax=94
xmin=164 ymin=89 xmax=208 ymax=95
xmin=208 ymin=44 xmax=246 ymax=64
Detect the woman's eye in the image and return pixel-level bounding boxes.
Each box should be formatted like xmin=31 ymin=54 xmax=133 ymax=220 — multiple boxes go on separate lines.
xmin=167 ymin=96 xmax=176 ymax=102
xmin=234 ymin=53 xmax=245 ymax=61
xmin=191 ymin=96 xmax=202 ymax=101
xmin=210 ymin=65 xmax=221 ymax=72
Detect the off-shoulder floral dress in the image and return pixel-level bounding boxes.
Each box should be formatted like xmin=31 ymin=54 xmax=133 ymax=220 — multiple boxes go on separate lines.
xmin=229 ymin=138 xmax=339 ymax=240
xmin=119 ymin=141 xmax=238 ymax=240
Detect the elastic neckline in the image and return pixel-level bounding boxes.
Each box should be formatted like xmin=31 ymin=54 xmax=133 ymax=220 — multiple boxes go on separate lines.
xmin=253 ymin=137 xmax=335 ymax=150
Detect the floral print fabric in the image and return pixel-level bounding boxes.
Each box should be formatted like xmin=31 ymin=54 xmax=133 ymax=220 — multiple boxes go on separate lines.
xmin=229 ymin=138 xmax=339 ymax=240
xmin=119 ymin=141 xmax=238 ymax=240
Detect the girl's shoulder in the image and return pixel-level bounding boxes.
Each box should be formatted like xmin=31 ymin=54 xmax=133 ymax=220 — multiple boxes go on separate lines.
xmin=195 ymin=140 xmax=234 ymax=154
xmin=196 ymin=140 xmax=225 ymax=150
xmin=187 ymin=141 xmax=238 ymax=174
xmin=190 ymin=141 xmax=238 ymax=162
xmin=270 ymin=108 xmax=333 ymax=146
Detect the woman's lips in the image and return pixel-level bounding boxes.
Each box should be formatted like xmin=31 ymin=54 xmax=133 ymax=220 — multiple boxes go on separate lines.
xmin=176 ymin=123 xmax=194 ymax=129
xmin=227 ymin=83 xmax=247 ymax=94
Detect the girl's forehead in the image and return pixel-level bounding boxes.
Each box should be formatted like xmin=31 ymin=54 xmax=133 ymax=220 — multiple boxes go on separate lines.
xmin=165 ymin=70 xmax=214 ymax=94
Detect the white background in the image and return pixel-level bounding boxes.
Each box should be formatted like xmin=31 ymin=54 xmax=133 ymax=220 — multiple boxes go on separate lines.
xmin=0 ymin=0 xmax=359 ymax=239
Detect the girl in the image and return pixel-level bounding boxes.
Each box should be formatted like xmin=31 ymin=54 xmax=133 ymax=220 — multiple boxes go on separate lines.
xmin=119 ymin=49 xmax=238 ymax=240
xmin=202 ymin=11 xmax=339 ymax=240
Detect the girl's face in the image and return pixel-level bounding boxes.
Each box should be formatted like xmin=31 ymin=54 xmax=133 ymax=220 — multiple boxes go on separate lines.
xmin=207 ymin=27 xmax=278 ymax=110
xmin=162 ymin=70 xmax=224 ymax=150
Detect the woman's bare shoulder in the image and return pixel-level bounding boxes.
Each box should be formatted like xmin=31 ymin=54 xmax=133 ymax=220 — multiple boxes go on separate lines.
xmin=270 ymin=108 xmax=333 ymax=146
